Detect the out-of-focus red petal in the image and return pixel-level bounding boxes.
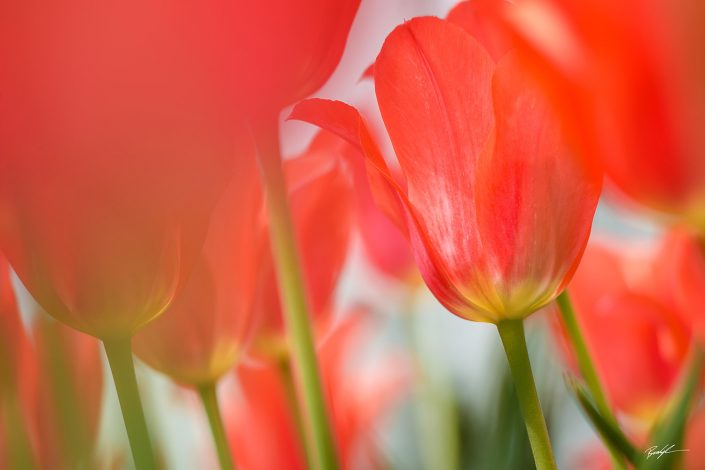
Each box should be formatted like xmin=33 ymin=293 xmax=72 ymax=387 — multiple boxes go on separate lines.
xmin=133 ymin=131 xmax=265 ymax=385
xmin=447 ymin=0 xmax=513 ymax=61
xmin=561 ymin=242 xmax=692 ymax=420
xmin=229 ymin=308 xmax=409 ymax=470
xmin=226 ymin=0 xmax=361 ymax=116
xmin=229 ymin=364 xmax=306 ymax=470
xmin=504 ymin=0 xmax=705 ymax=222
xmin=654 ymin=228 xmax=705 ymax=343
xmin=0 ymin=1 xmax=239 ymax=340
xmin=289 ymin=99 xmax=408 ymax=235
xmin=360 ymin=63 xmax=375 ymax=82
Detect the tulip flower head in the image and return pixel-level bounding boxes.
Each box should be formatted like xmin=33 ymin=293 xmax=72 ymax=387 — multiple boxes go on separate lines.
xmin=291 ymin=5 xmax=600 ymax=324
xmin=0 ymin=2 xmax=239 ymax=340
xmin=133 ymin=134 xmax=265 ymax=386
xmin=504 ymin=0 xmax=705 ymax=228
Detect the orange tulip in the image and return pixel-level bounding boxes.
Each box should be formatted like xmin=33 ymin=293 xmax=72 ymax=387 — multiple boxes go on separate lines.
xmin=227 ymin=310 xmax=410 ymax=470
xmin=0 ymin=1 xmax=238 ymax=341
xmin=504 ymin=0 xmax=705 ymax=227
xmin=133 ymin=132 xmax=264 ymax=386
xmin=252 ymin=132 xmax=355 ymax=360
xmin=291 ymin=12 xmax=600 ymax=323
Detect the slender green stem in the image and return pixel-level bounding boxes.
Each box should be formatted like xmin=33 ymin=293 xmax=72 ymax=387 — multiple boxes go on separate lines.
xmin=497 ymin=319 xmax=556 ymax=470
xmin=252 ymin=116 xmax=339 ymax=470
xmin=277 ymin=356 xmax=313 ymax=469
xmin=557 ymin=292 xmax=626 ymax=469
xmin=556 ymin=292 xmax=615 ymax=423
xmin=103 ymin=338 xmax=157 ymax=470
xmin=198 ymin=383 xmax=234 ymax=470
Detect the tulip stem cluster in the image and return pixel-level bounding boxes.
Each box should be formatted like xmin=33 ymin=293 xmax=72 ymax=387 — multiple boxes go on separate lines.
xmin=496 ymin=319 xmax=556 ymax=470
xmin=253 ymin=117 xmax=339 ymax=470
xmin=198 ymin=384 xmax=234 ymax=470
xmin=103 ymin=339 xmax=157 ymax=470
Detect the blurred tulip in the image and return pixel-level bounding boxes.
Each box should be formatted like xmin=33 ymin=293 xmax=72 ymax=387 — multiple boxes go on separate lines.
xmin=225 ymin=0 xmax=361 ymax=119
xmin=252 ymin=133 xmax=355 ymax=360
xmin=0 ymin=1 xmax=239 ymax=341
xmin=685 ymin=407 xmax=705 ymax=468
xmin=133 ymin=132 xmax=264 ymax=387
xmin=227 ymin=310 xmax=410 ymax=470
xmin=1 ymin=255 xmax=103 ymax=469
xmin=0 ymin=4 xmax=243 ymax=466
xmin=557 ymin=237 xmax=695 ymax=422
xmin=291 ymin=12 xmax=600 ymax=323
xmin=653 ymin=229 xmax=705 ymax=344
xmin=504 ymin=0 xmax=705 ymax=228
xmin=28 ymin=315 xmax=104 ymax=469
xmin=346 ymin=134 xmax=416 ymax=282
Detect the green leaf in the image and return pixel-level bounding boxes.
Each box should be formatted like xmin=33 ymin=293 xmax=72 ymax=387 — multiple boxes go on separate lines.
xmin=640 ymin=345 xmax=705 ymax=470
xmin=565 ymin=374 xmax=639 ymax=466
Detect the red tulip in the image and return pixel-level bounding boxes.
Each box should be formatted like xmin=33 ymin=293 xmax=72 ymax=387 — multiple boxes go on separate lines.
xmin=302 ymin=129 xmax=415 ymax=282
xmin=133 ymin=132 xmax=264 ymax=386
xmin=224 ymin=0 xmax=361 ymax=118
xmin=652 ymin=229 xmax=705 ymax=343
xmin=226 ymin=310 xmax=410 ymax=470
xmin=1 ymin=255 xmax=103 ymax=468
xmin=0 ymin=2 xmax=239 ymax=340
xmin=291 ymin=12 xmax=600 ymax=323
xmin=27 ymin=315 xmax=104 ymax=468
xmin=251 ymin=133 xmax=355 ymax=360
xmin=504 ymin=0 xmax=705 ymax=227
xmin=556 ymin=237 xmax=694 ymax=421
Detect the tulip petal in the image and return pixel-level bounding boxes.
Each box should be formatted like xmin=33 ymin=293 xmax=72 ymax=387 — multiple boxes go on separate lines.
xmin=290 ymin=98 xmax=484 ymax=320
xmin=447 ymin=0 xmax=513 ymax=62
xmin=473 ymin=53 xmax=600 ymax=315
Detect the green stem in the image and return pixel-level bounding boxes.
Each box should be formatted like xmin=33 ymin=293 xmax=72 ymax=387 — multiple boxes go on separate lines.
xmin=556 ymin=292 xmax=615 ymax=423
xmin=252 ymin=116 xmax=339 ymax=470
xmin=198 ymin=383 xmax=234 ymax=470
xmin=103 ymin=338 xmax=157 ymax=470
xmin=497 ymin=319 xmax=556 ymax=470
xmin=277 ymin=356 xmax=313 ymax=469
xmin=557 ymin=292 xmax=626 ymax=469
xmin=1 ymin=394 xmax=36 ymax=469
